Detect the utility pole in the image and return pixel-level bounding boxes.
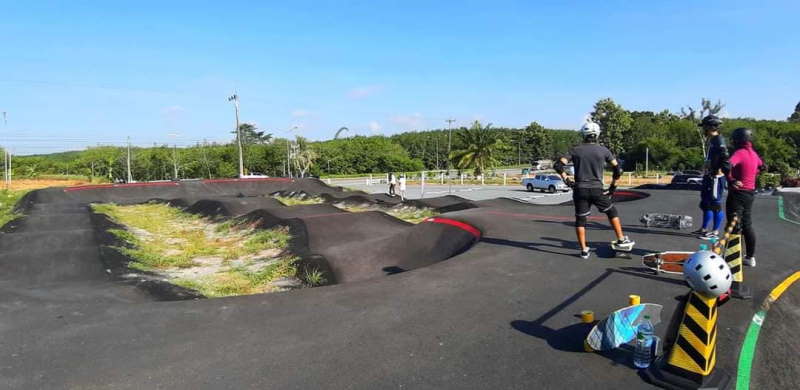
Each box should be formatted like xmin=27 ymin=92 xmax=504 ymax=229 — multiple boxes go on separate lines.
xmin=201 ymin=139 xmax=212 ymax=179
xmin=445 ymin=118 xmax=456 ymax=194
xmin=227 ymin=93 xmax=244 ymax=178
xmin=435 ymin=135 xmax=439 ymax=170
xmin=173 ymin=144 xmax=178 ymax=180
xmin=645 ymin=147 xmax=649 ymax=176
xmin=126 ymin=136 xmax=133 ymax=183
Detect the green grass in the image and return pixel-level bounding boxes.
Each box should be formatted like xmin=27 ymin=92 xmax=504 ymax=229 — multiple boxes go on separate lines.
xmin=173 ymin=256 xmax=299 ymax=298
xmin=92 ymin=202 xmax=293 ymax=269
xmin=272 ymin=195 xmax=325 ymax=206
xmin=0 ymin=190 xmax=29 ymax=227
xmin=303 ymin=267 xmax=327 ymax=286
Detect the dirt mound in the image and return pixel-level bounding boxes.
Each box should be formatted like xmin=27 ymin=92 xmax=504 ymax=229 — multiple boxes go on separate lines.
xmin=290 ymin=212 xmax=479 ymax=284
xmin=185 ymin=197 xmax=285 ymax=218
xmin=408 ymin=195 xmax=477 ymax=213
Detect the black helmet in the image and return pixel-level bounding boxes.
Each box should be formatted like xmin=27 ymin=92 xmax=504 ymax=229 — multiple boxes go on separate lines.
xmin=731 ymin=127 xmax=753 ymax=149
xmin=700 ymin=115 xmax=723 ymax=128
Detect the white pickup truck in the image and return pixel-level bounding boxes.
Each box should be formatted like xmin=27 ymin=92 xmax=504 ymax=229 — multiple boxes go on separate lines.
xmin=522 ymin=174 xmax=571 ymax=193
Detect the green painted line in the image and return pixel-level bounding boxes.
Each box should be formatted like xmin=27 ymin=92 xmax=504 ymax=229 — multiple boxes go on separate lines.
xmin=777 ymin=196 xmax=800 ymax=226
xmin=736 ymin=310 xmax=765 ymax=390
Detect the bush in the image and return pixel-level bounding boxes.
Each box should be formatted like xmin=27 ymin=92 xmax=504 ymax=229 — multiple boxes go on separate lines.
xmin=757 ymin=173 xmax=781 ymax=189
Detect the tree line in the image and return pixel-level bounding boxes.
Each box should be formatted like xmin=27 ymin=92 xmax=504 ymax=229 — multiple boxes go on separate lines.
xmin=8 ymin=98 xmax=800 ymax=182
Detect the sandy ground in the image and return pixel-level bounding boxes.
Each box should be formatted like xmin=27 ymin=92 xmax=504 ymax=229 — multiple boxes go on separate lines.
xmin=6 ymin=178 xmax=96 ymax=191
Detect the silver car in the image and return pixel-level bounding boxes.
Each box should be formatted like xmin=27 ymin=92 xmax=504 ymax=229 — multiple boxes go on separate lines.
xmin=522 ymin=174 xmax=571 ymax=193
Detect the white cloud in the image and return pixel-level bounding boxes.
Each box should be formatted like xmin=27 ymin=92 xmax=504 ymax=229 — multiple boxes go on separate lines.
xmin=391 ymin=113 xmax=425 ymax=130
xmin=347 ymin=85 xmax=383 ymax=99
xmin=291 ymin=109 xmax=312 ymax=118
xmin=368 ymin=121 xmax=382 ymax=133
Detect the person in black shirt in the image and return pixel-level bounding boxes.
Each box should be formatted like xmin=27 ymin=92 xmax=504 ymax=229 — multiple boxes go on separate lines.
xmin=555 ymin=120 xmax=634 ymax=259
xmin=692 ymin=115 xmax=731 ymax=240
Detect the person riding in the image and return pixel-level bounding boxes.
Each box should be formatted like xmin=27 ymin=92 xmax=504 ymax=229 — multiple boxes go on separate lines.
xmin=692 ymin=115 xmax=731 ymax=240
xmin=555 ymin=119 xmax=634 ymax=259
xmin=726 ymin=127 xmax=763 ymax=268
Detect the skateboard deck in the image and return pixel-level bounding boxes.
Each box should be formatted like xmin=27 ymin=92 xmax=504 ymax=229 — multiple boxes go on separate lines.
xmin=586 ymin=303 xmax=663 ymax=351
xmin=641 ymin=251 xmax=692 ymax=274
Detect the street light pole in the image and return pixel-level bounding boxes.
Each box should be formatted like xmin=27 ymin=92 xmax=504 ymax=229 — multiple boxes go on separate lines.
xmin=126 ymin=136 xmax=133 ymax=183
xmin=445 ymin=118 xmax=456 ymax=194
xmin=228 ymin=93 xmax=244 ymax=178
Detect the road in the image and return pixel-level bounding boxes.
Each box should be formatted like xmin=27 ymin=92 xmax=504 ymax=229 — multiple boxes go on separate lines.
xmin=348 ymin=183 xmax=574 ymax=205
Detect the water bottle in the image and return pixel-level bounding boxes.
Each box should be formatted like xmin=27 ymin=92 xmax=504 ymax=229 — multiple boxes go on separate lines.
xmin=633 ymin=315 xmax=654 ymax=368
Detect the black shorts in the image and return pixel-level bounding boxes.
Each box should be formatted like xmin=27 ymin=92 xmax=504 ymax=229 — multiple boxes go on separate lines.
xmin=573 ymin=187 xmax=614 ymax=216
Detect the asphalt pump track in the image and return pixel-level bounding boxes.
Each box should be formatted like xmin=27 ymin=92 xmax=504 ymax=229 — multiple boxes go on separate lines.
xmin=0 ymin=178 xmax=797 ymax=389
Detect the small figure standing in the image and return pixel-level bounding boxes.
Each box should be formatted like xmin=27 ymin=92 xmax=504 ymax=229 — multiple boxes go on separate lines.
xmin=388 ymin=172 xmax=397 ymax=196
xmin=398 ymin=174 xmax=407 ymax=201
xmin=692 ymin=115 xmax=730 ymax=240
xmin=555 ymin=119 xmax=634 ymax=259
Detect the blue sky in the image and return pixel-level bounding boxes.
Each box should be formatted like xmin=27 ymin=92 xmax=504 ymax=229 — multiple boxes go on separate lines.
xmin=1 ymin=0 xmax=798 ymax=154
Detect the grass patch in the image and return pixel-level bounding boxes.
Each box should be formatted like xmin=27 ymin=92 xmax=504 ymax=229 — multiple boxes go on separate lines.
xmin=272 ymin=195 xmax=325 ymax=206
xmin=92 ymin=202 xmax=303 ymax=297
xmin=173 ymin=256 xmax=299 ymax=298
xmin=340 ymin=204 xmax=438 ymax=224
xmin=0 ymin=189 xmax=29 ymax=227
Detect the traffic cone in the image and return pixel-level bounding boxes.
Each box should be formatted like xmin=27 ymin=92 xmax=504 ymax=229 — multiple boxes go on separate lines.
xmin=645 ymin=291 xmax=731 ymax=389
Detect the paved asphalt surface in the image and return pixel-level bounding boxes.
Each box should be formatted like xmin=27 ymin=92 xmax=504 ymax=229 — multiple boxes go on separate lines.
xmin=0 ymin=179 xmax=798 ymax=389
xmin=350 ymin=183 xmax=574 ymax=204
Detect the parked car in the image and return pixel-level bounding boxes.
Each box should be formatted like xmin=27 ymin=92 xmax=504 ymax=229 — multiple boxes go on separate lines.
xmin=522 ymin=174 xmax=571 ymax=193
xmin=671 ymin=174 xmax=702 ymax=185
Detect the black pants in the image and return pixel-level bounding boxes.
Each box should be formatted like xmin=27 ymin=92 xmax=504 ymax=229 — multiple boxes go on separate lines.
xmin=573 ymin=187 xmax=615 ymax=216
xmin=726 ymin=189 xmax=756 ymax=257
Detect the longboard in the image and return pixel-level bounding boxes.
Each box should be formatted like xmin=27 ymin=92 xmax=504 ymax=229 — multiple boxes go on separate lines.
xmin=641 ymin=251 xmax=693 ymax=275
xmin=585 ymin=303 xmax=663 ymax=351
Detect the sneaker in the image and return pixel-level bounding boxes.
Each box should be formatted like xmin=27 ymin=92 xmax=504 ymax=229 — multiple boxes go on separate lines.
xmin=743 ymin=256 xmax=756 ymax=267
xmin=691 ymin=228 xmax=707 ymax=235
xmin=699 ymin=231 xmax=719 ymax=241
xmin=612 ymin=236 xmax=635 ymax=250
xmin=579 ymin=248 xmax=591 ymax=259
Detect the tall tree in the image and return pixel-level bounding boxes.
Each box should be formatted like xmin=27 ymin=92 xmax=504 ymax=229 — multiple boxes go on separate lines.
xmin=522 ymin=121 xmax=552 ymax=161
xmin=681 ymin=98 xmax=726 ymax=158
xmin=449 ymin=121 xmax=504 ymax=176
xmin=591 ymin=98 xmax=632 ymax=156
xmin=788 ymin=101 xmax=800 ymax=123
xmin=233 ymin=123 xmax=272 ymax=145
xmin=290 ymin=136 xmax=317 ymax=178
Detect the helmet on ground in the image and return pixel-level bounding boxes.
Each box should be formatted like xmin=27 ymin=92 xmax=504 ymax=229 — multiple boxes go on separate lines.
xmin=580 ymin=121 xmax=601 ymax=139
xmin=700 ymin=115 xmax=723 ymax=129
xmin=731 ymin=127 xmax=753 ymax=149
xmin=683 ymin=250 xmax=732 ymax=298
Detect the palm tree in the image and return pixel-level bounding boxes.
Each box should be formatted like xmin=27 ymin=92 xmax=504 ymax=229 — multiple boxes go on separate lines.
xmin=449 ymin=121 xmax=504 ymax=177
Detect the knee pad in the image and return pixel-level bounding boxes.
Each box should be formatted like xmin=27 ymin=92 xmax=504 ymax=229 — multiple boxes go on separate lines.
xmin=602 ymin=205 xmax=619 ymax=219
xmin=575 ymin=214 xmax=588 ymax=227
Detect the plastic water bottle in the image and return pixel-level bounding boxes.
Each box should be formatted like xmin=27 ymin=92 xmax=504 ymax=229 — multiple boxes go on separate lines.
xmin=633 ymin=315 xmax=654 ymax=368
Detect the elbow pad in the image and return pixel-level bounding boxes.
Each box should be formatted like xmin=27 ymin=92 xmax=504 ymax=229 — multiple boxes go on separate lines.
xmin=612 ymin=165 xmax=623 ymax=180
xmin=554 ymin=160 xmax=565 ymax=174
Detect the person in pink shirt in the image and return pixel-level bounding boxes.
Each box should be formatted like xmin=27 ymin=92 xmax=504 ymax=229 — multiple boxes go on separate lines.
xmin=725 ymin=128 xmax=764 ymax=271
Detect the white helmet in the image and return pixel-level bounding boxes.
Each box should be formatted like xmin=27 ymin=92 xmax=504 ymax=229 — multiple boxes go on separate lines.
xmin=683 ymin=250 xmax=732 ymax=298
xmin=580 ymin=121 xmax=601 ymax=138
